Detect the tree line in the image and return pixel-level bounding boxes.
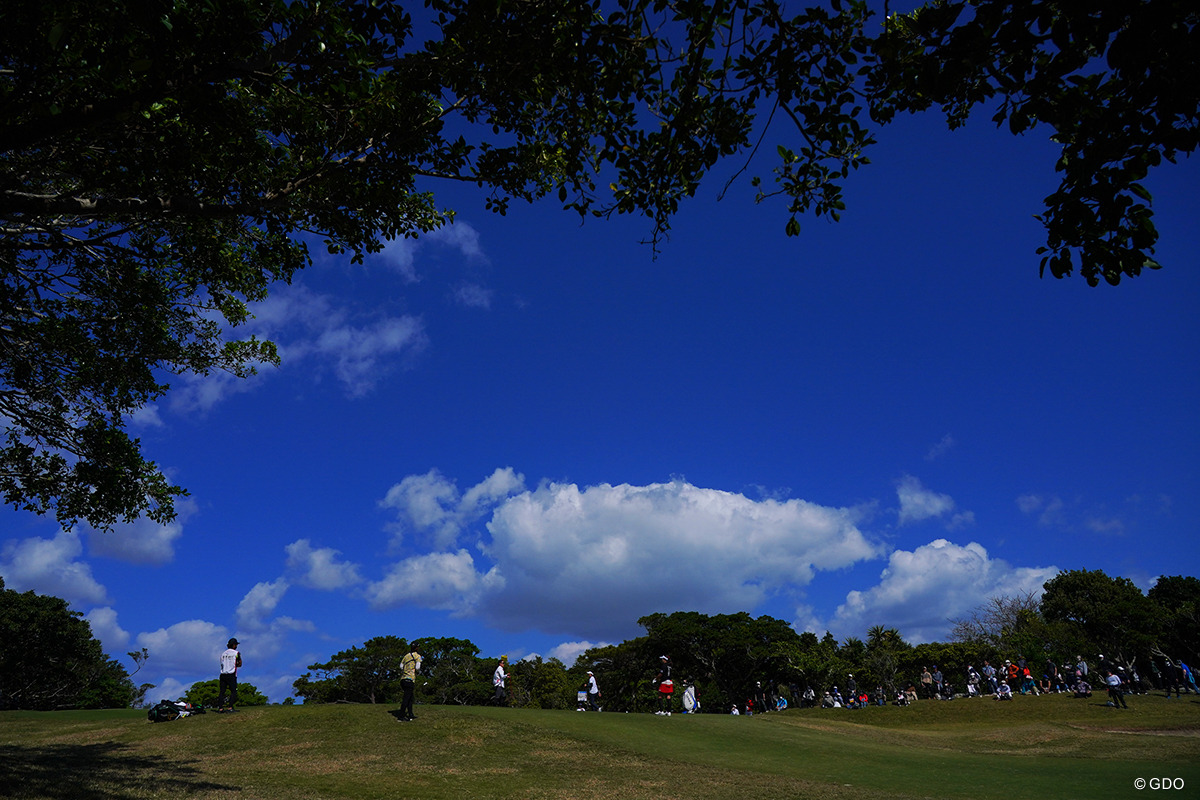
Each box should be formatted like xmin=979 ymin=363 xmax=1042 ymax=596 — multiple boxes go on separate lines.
xmin=3 ymin=568 xmax=1195 ymax=710
xmin=291 ymin=569 xmax=1200 ymax=712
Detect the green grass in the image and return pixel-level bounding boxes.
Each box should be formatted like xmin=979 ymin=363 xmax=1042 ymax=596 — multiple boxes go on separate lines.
xmin=2 ymin=694 xmax=1197 ymax=799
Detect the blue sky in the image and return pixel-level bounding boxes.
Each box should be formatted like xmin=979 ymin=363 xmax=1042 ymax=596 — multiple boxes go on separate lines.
xmin=3 ymin=106 xmax=1198 ymax=704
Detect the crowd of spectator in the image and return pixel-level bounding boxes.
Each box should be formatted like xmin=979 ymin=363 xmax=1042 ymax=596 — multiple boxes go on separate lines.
xmin=735 ymin=655 xmax=1198 ymax=713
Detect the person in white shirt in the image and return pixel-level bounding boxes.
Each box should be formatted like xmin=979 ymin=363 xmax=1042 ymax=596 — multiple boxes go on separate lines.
xmin=492 ymin=656 xmax=508 ymax=705
xmin=217 ymin=638 xmax=242 ymax=711
xmin=586 ymin=671 xmax=602 ymax=711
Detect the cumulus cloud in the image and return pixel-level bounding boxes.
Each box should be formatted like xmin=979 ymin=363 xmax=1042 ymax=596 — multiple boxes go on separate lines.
xmin=365 ymin=550 xmax=504 ymax=613
xmin=896 ymin=475 xmax=972 ymax=530
xmin=137 ymin=619 xmax=231 ymax=676
xmin=236 ymin=578 xmax=290 ymax=631
xmin=453 ymin=478 xmax=882 ymax=639
xmin=896 ymin=475 xmax=956 ymax=524
xmin=84 ymin=497 xmax=195 ymax=565
xmin=86 ymin=606 xmax=131 ymax=652
xmin=380 ymin=467 xmax=526 ymax=549
xmin=823 ymin=539 xmax=1058 ymax=643
xmin=0 ymin=530 xmax=109 ymax=605
xmin=285 ymin=539 xmax=362 ymax=590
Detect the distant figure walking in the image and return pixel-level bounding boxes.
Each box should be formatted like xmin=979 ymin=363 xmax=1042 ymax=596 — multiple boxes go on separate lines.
xmin=1105 ymin=670 xmax=1129 ymax=709
xmin=493 ymin=656 xmax=508 ymax=705
xmin=586 ymin=670 xmax=602 ymax=711
xmin=217 ymin=637 xmax=242 ymax=712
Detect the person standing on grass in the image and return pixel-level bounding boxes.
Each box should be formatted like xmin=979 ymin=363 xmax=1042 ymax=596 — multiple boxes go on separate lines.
xmin=982 ymin=661 xmax=997 ymax=695
xmin=586 ymin=670 xmax=602 ymax=711
xmin=920 ymin=667 xmax=933 ymax=699
xmin=1105 ymin=669 xmax=1129 ymax=708
xmin=653 ymin=655 xmax=674 ymax=715
xmin=217 ymin=637 xmax=242 ymax=712
xmin=492 ymin=656 xmax=508 ymax=705
xmin=398 ymin=644 xmax=421 ymax=721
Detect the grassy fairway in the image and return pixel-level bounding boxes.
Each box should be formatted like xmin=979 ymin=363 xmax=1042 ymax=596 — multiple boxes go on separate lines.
xmin=1 ymin=694 xmax=1197 ymax=799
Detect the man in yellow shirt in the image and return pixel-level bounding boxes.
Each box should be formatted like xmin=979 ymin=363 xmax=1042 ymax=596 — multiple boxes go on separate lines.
xmin=399 ymin=644 xmax=421 ymax=721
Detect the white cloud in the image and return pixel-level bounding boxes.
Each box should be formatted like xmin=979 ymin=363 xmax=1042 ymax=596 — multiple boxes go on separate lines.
xmin=0 ymin=530 xmax=110 ymax=605
xmin=84 ymin=497 xmax=195 ymax=565
xmin=381 ymin=467 xmax=526 ymax=549
xmin=1085 ymin=516 xmax=1125 ymax=536
xmin=548 ymin=640 xmax=611 ymax=667
xmin=137 ymin=619 xmax=231 ymax=676
xmin=284 ymin=539 xmax=362 ymax=590
xmin=365 ymin=549 xmax=503 ymax=613
xmin=86 ymin=606 xmax=131 ymax=652
xmin=169 ymin=286 xmax=426 ymax=413
xmin=371 ymin=222 xmax=487 ymax=282
xmin=453 ymin=283 xmax=493 ymax=309
xmin=426 ymin=222 xmax=486 ymax=261
xmin=464 ymin=479 xmax=880 ymax=639
xmin=147 ymin=677 xmax=194 ymax=705
xmin=375 ymin=237 xmax=421 ymax=281
xmin=824 ymin=539 xmax=1058 ymax=643
xmin=896 ymin=475 xmax=969 ymax=528
xmin=128 ymin=404 xmax=165 ymax=428
xmin=236 ymin=578 xmax=290 ymax=631
xmin=313 ymin=315 xmax=426 ymax=398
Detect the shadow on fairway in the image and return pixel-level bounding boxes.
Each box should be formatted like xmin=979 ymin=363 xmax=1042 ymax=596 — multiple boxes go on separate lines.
xmin=0 ymin=741 xmax=237 ymax=799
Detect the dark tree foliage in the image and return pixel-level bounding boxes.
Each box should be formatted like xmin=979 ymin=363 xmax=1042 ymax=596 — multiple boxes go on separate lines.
xmin=183 ymin=677 xmax=269 ymax=707
xmin=1148 ymin=575 xmax=1200 ymax=662
xmin=292 ymin=635 xmax=410 ymax=704
xmin=508 ymin=655 xmax=575 ymax=710
xmin=869 ymin=0 xmax=1199 ymax=286
xmin=1041 ymin=568 xmax=1160 ymax=668
xmin=3 ymin=0 xmax=1196 ymax=531
xmin=411 ymin=636 xmax=491 ymax=706
xmin=0 ymin=578 xmax=135 ymax=709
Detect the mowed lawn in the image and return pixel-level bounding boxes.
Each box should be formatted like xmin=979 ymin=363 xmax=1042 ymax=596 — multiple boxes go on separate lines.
xmin=2 ymin=693 xmax=1198 ymax=799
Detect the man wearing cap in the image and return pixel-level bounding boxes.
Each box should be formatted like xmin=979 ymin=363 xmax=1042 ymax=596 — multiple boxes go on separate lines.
xmin=586 ymin=670 xmax=602 ymax=711
xmin=217 ymin=637 xmax=242 ymax=712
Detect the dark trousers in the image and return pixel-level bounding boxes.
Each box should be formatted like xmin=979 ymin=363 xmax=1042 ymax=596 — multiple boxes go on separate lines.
xmin=399 ymin=679 xmax=415 ymax=718
xmin=217 ymin=673 xmax=238 ymax=708
xmin=1108 ymin=685 xmax=1128 ymax=708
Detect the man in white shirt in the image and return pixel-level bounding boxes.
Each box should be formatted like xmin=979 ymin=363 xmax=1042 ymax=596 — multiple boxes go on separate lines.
xmin=217 ymin=638 xmax=242 ymax=712
xmin=586 ymin=671 xmax=602 ymax=711
xmin=492 ymin=656 xmax=508 ymax=705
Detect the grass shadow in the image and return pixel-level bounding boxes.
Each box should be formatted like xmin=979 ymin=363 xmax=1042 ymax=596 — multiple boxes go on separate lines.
xmin=0 ymin=741 xmax=237 ymax=799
